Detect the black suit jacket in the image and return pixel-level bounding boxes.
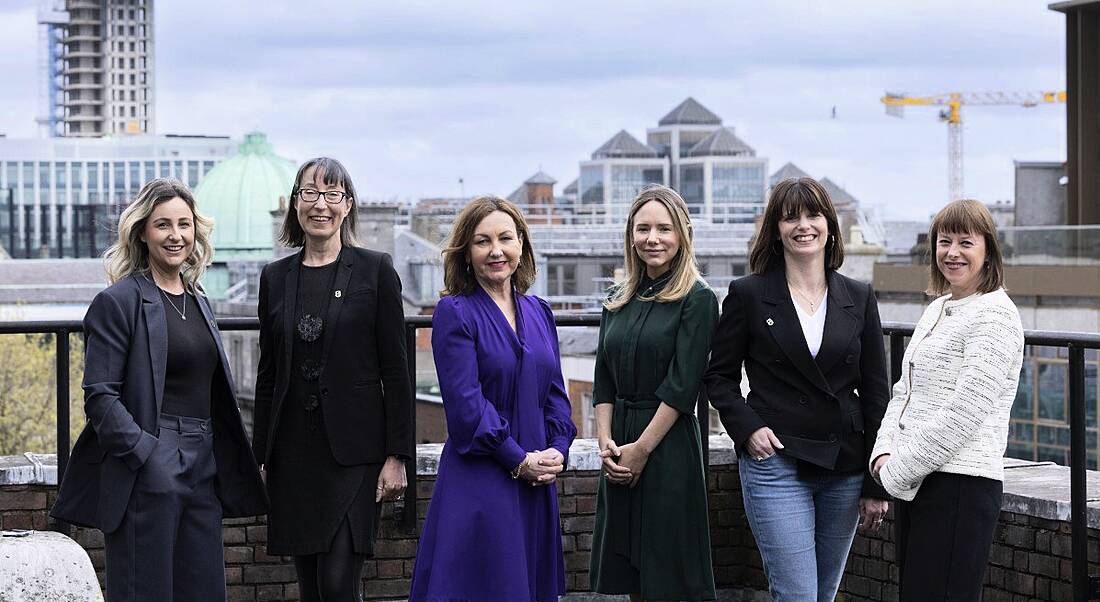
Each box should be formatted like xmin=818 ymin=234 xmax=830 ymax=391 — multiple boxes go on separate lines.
xmin=252 ymin=246 xmax=413 ymax=466
xmin=51 ymin=273 xmax=268 ymax=532
xmin=704 ymin=267 xmax=890 ymax=498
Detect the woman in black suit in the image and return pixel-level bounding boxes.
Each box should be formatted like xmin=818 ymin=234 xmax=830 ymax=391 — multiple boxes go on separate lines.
xmin=703 ymin=177 xmax=890 ymax=601
xmin=51 ymin=178 xmax=267 ymax=601
xmin=253 ymin=157 xmax=413 ymax=602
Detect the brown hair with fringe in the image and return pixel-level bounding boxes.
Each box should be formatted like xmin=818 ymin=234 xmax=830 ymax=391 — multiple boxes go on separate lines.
xmin=927 ymin=199 xmax=1005 ymax=296
xmin=749 ymin=177 xmax=844 ymax=274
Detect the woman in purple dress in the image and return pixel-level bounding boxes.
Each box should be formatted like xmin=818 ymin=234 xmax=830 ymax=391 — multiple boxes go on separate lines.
xmin=409 ymin=196 xmax=577 ymax=602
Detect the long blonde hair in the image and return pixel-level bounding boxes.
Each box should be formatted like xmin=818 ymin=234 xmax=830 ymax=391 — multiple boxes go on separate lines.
xmin=604 ymin=184 xmax=702 ymax=311
xmin=104 ymin=178 xmax=215 ymax=288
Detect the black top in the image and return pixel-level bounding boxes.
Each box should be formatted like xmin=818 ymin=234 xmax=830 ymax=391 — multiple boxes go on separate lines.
xmin=161 ymin=289 xmax=218 ymax=419
xmin=277 ymin=260 xmax=338 ymax=454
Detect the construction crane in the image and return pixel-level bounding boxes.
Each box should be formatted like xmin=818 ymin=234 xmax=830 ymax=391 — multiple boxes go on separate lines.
xmin=881 ymin=91 xmax=1066 ymax=202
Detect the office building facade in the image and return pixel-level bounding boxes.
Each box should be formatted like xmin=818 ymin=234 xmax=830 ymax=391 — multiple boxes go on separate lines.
xmin=579 ymin=98 xmax=768 ymax=224
xmin=0 ymin=135 xmax=233 ymax=258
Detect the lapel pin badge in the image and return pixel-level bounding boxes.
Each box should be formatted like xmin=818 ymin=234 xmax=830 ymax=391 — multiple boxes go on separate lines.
xmin=334 ymin=290 xmax=342 ymax=298
xmin=766 ymin=318 xmax=775 ymax=326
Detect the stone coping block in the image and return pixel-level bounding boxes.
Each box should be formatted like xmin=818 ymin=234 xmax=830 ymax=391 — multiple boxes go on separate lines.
xmin=4 ymin=438 xmax=1094 ymax=527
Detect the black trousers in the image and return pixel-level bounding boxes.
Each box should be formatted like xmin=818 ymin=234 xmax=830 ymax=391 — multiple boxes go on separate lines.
xmin=895 ymin=471 xmax=1002 ymax=602
xmin=104 ymin=414 xmax=224 ymax=602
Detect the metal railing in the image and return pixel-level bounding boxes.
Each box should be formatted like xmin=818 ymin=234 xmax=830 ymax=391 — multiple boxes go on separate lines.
xmin=2 ymin=316 xmax=1099 ymax=598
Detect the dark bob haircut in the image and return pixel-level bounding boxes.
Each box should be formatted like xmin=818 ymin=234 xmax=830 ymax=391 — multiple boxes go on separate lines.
xmin=279 ymin=157 xmax=359 ymax=248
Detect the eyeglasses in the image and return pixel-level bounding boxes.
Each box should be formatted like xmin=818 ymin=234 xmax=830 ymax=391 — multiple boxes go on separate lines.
xmin=298 ymin=188 xmax=348 ymax=204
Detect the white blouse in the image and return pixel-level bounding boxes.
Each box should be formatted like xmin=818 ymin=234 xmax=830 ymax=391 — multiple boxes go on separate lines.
xmin=793 ymin=288 xmax=827 ymax=358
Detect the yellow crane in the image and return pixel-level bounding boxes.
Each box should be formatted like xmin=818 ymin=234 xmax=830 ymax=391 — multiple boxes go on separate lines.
xmin=881 ymin=91 xmax=1066 ymax=202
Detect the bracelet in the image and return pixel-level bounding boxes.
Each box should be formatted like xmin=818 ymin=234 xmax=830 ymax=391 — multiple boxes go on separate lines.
xmin=510 ymin=456 xmax=529 ymax=479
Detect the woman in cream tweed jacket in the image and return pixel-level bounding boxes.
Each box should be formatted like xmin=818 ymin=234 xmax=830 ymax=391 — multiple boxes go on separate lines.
xmin=871 ymin=200 xmax=1024 ymax=601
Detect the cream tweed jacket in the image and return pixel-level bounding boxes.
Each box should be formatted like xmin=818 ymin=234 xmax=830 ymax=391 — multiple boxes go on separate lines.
xmin=871 ymin=289 xmax=1024 ymax=501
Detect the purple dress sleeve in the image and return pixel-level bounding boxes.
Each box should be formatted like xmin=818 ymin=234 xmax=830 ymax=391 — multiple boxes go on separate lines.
xmin=538 ymin=299 xmax=578 ymax=463
xmin=431 ymin=297 xmax=527 ymax=470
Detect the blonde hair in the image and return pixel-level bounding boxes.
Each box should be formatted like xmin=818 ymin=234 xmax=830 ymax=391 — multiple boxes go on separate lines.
xmin=104 ymin=178 xmax=215 ymax=288
xmin=604 ymin=184 xmax=702 ymax=311
xmin=440 ymin=196 xmax=537 ymax=297
xmin=926 ymin=199 xmax=1005 ymax=296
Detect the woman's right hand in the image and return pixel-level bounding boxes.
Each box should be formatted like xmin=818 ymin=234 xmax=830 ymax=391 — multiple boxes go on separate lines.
xmin=598 ymin=437 xmax=633 ymax=485
xmin=519 ymin=451 xmax=564 ymax=484
xmin=744 ymin=427 xmax=784 ymax=461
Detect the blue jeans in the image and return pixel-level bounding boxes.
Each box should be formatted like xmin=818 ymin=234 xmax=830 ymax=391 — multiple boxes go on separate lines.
xmin=739 ymin=452 xmax=862 ymax=602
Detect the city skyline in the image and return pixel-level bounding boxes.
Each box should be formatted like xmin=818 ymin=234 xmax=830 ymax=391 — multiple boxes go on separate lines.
xmin=0 ymin=0 xmax=1066 ymax=221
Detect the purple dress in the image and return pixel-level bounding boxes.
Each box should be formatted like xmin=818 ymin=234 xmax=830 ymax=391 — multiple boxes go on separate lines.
xmin=409 ymin=286 xmax=577 ymax=602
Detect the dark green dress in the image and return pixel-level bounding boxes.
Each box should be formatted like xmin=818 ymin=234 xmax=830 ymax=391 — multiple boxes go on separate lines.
xmin=589 ymin=275 xmax=719 ymax=601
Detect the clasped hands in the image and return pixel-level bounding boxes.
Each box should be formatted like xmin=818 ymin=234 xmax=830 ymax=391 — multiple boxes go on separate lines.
xmin=516 ymin=448 xmax=565 ymax=486
xmin=599 ymin=438 xmax=650 ymax=488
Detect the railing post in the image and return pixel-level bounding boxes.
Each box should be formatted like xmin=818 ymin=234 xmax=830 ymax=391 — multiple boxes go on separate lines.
xmin=54 ymin=329 xmax=71 ymax=534
xmin=889 ymin=333 xmax=905 ymax=386
xmin=1069 ymin=344 xmax=1090 ymax=601
xmin=697 ymin=390 xmax=710 ymax=466
xmin=402 ymin=322 xmax=418 ymax=532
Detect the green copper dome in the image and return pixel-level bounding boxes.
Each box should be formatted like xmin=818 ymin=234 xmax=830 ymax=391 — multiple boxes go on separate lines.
xmin=194 ymin=132 xmax=297 ymax=260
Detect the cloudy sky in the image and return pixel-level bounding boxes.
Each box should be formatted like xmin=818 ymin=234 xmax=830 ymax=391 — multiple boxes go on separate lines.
xmin=0 ymin=1 xmax=1067 ymax=220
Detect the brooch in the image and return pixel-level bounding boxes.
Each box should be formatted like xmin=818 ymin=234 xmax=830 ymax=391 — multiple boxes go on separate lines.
xmin=297 ymin=314 xmax=323 ymax=342
xmin=766 ymin=318 xmax=775 ymax=326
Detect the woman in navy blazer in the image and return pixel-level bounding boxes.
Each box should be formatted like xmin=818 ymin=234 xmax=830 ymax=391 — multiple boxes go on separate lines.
xmin=704 ymin=177 xmax=890 ymax=601
xmin=51 ymin=178 xmax=266 ymax=602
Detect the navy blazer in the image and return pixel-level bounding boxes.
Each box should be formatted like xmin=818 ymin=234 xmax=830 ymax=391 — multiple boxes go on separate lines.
xmin=252 ymin=246 xmax=413 ymax=466
xmin=703 ymin=267 xmax=890 ymax=498
xmin=51 ymin=273 xmax=268 ymax=532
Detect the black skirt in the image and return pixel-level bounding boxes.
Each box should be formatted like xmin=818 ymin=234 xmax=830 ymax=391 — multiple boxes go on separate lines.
xmin=265 ymin=396 xmax=383 ymax=557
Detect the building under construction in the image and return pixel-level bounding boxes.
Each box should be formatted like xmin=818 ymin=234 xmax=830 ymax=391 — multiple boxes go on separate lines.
xmin=37 ymin=0 xmax=155 ymax=138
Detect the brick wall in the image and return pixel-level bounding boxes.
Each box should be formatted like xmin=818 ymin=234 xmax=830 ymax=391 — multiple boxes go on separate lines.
xmin=1 ymin=456 xmax=1096 ymax=601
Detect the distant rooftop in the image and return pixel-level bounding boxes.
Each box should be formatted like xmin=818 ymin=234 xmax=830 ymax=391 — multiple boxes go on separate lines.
xmin=686 ymin=127 xmax=755 ymax=157
xmin=769 ymin=162 xmax=813 ymax=187
xmin=524 ymin=170 xmax=557 ymax=185
xmin=658 ymin=97 xmax=722 ymax=126
xmin=592 ymin=130 xmax=658 ymax=159
xmin=821 ymin=177 xmax=860 ymax=210
xmin=563 ymin=178 xmax=578 ymax=195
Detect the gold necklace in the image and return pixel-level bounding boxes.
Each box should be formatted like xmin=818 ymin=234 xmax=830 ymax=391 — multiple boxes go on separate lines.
xmin=788 ymin=281 xmax=825 ymax=313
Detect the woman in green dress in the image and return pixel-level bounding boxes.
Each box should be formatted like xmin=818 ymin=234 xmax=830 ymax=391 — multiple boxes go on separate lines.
xmin=590 ymin=184 xmax=718 ymax=601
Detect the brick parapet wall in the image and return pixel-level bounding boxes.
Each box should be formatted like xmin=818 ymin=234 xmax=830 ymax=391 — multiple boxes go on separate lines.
xmin=1 ymin=442 xmax=1097 ymax=601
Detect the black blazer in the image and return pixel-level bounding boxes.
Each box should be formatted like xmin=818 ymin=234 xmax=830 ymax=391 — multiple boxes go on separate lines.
xmin=703 ymin=267 xmax=890 ymax=498
xmin=252 ymin=246 xmax=413 ymax=466
xmin=51 ymin=273 xmax=268 ymax=532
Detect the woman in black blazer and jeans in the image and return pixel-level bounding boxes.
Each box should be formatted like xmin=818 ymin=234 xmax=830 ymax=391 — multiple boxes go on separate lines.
xmin=253 ymin=157 xmax=413 ymax=601
xmin=704 ymin=177 xmax=890 ymax=601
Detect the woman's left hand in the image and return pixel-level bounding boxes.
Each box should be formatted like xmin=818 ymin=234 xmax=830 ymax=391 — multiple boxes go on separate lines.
xmin=616 ymin=442 xmax=651 ymax=488
xmin=376 ymin=456 xmax=407 ymax=502
xmin=858 ymin=497 xmax=889 ymax=530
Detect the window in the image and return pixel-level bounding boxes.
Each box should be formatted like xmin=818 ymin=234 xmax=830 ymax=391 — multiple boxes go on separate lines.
xmin=580 ymin=165 xmax=603 ymax=206
xmin=679 ymin=165 xmax=704 ymax=211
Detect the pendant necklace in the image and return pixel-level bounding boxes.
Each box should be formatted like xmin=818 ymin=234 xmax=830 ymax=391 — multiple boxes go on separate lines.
xmin=161 ymin=289 xmax=187 ymax=320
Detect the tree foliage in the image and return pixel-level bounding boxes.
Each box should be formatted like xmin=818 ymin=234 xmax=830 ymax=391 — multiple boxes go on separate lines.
xmin=0 ymin=333 xmax=84 ymax=456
